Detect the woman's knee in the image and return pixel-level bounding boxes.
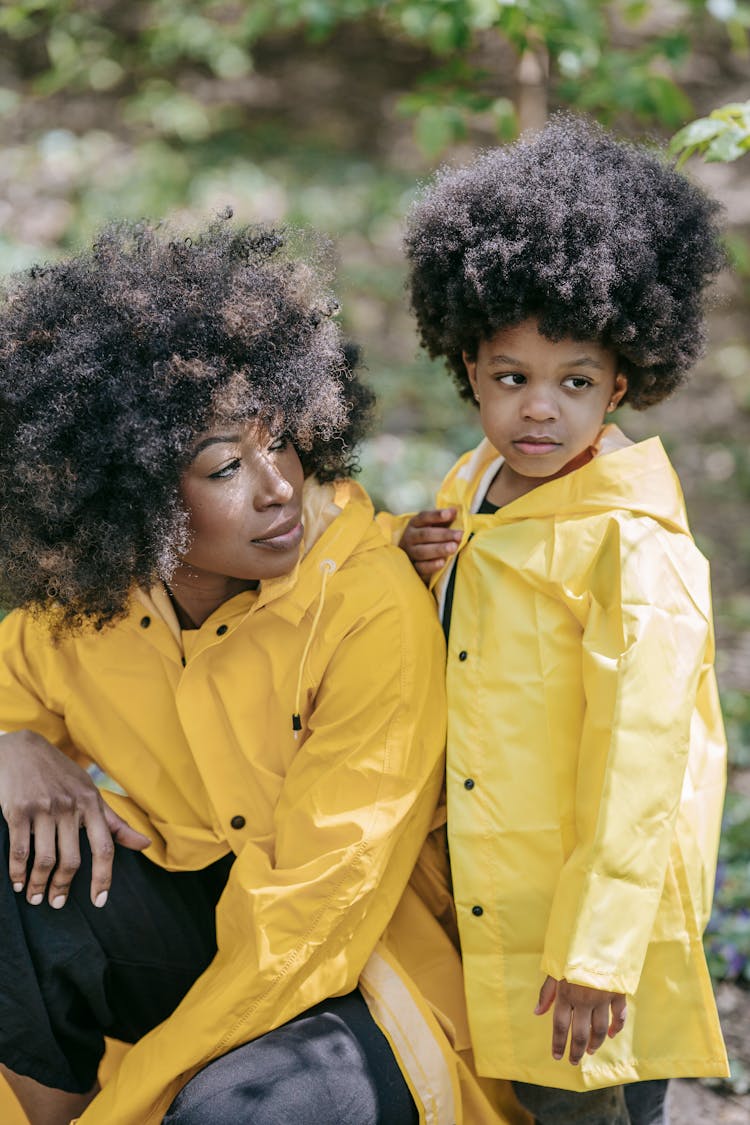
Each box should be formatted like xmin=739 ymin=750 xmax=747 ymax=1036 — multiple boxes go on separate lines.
xmin=164 ymin=1003 xmax=387 ymax=1125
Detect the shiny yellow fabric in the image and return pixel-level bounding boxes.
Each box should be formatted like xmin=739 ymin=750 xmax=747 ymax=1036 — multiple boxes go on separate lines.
xmin=0 ymin=478 xmax=523 ymax=1125
xmin=433 ymin=431 xmax=728 ymax=1090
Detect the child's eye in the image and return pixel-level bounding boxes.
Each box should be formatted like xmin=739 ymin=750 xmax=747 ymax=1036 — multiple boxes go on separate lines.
xmin=497 ymin=373 xmax=526 ymax=385
xmin=562 ymin=376 xmax=592 ymax=390
xmin=209 ymin=458 xmax=241 ymax=479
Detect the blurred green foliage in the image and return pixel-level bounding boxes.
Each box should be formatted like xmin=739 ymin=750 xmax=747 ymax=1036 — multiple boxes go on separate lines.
xmin=671 ymin=99 xmax=750 ymax=165
xmin=1 ymin=0 xmax=747 ymax=159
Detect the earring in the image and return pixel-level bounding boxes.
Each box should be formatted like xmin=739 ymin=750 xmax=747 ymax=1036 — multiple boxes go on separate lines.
xmin=474 ymin=393 xmax=480 ymax=403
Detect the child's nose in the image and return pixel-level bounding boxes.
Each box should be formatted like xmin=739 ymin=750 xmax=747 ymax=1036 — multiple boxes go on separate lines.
xmin=521 ymin=390 xmax=559 ymax=421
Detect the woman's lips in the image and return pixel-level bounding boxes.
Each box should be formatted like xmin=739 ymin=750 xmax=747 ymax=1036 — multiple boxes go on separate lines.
xmin=251 ymin=520 xmax=304 ymax=550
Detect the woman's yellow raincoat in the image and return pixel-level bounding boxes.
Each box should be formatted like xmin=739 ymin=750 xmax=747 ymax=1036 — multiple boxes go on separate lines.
xmin=430 ymin=429 xmax=729 ymax=1091
xmin=0 ymin=478 xmax=526 ymax=1125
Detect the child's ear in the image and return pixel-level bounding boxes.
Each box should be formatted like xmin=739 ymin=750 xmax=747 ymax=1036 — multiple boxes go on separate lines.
xmin=607 ymin=373 xmax=628 ymax=412
xmin=463 ymin=351 xmax=480 ymax=403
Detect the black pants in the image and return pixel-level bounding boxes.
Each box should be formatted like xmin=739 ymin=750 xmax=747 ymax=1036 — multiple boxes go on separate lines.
xmin=0 ymin=818 xmax=417 ymax=1124
xmin=512 ymin=1076 xmax=669 ymax=1124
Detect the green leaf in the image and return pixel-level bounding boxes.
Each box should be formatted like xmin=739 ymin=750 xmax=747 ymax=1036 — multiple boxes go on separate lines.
xmin=705 ymin=126 xmax=749 ymax=162
xmin=670 ymin=117 xmax=726 ymax=152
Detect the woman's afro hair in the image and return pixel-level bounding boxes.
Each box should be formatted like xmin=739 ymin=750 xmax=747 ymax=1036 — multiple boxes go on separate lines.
xmin=404 ymin=115 xmax=725 ymax=407
xmin=0 ymin=215 xmax=374 ymax=631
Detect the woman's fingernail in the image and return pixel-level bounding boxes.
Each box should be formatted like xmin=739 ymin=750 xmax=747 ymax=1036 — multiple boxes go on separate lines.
xmin=12 ymin=882 xmax=24 ymax=893
xmin=94 ymin=891 xmax=108 ymax=908
xmin=30 ymin=893 xmax=43 ymax=906
xmin=52 ymin=894 xmax=66 ymax=909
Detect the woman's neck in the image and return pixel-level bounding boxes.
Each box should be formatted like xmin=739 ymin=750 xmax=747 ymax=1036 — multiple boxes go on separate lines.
xmin=165 ymin=570 xmax=258 ymax=629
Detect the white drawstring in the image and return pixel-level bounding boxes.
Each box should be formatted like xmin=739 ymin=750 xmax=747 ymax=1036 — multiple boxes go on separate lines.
xmin=292 ymin=558 xmax=336 ymax=737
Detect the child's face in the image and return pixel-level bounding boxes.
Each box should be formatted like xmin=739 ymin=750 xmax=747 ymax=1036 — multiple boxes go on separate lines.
xmin=463 ymin=319 xmax=627 ymax=483
xmin=178 ymin=422 xmax=305 ymax=583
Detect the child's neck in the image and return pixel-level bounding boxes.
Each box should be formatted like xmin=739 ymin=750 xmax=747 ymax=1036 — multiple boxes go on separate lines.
xmin=485 ymin=444 xmax=595 ymax=509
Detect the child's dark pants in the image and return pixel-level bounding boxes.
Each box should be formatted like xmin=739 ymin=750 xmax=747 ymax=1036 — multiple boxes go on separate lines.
xmin=0 ymin=817 xmax=418 ymax=1125
xmin=512 ymin=1075 xmax=669 ymax=1124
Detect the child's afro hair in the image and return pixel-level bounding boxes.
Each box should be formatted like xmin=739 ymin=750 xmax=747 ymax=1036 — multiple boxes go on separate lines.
xmin=0 ymin=215 xmax=374 ymax=631
xmin=404 ymin=115 xmax=725 ymax=407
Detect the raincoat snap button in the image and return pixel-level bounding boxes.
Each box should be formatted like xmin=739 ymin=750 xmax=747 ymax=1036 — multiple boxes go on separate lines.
xmin=464 ymin=778 xmax=475 ymax=790
xmin=458 ymin=650 xmax=468 ymax=661
xmin=140 ymin=616 xmax=151 ymax=628
xmin=216 ymin=624 xmax=228 ymax=636
xmin=472 ymin=905 xmax=483 ymax=917
xmin=230 ymin=815 xmax=246 ymax=829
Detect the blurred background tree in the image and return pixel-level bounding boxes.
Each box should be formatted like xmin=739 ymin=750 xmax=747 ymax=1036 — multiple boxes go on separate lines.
xmin=1 ymin=1 xmax=750 ymax=1089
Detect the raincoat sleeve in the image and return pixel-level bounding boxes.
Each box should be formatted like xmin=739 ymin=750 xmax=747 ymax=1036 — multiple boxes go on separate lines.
xmin=0 ymin=610 xmax=86 ymax=765
xmin=541 ymin=515 xmax=719 ymax=996
xmin=375 ymin=508 xmax=413 ymax=545
xmin=79 ymin=558 xmax=447 ymax=1125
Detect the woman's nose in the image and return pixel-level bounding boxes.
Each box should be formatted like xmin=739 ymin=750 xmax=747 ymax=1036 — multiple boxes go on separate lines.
xmin=255 ymin=461 xmax=294 ymax=508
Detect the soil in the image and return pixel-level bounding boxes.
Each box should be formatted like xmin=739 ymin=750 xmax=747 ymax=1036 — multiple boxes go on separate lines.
xmin=669 ymin=980 xmax=750 ymax=1122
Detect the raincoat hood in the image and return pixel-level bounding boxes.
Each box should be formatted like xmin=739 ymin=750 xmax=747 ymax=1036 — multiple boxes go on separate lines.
xmin=438 ymin=425 xmax=690 ymax=534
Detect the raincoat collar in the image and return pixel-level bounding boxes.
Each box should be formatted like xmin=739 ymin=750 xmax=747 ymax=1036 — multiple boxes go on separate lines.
xmin=439 ymin=425 xmax=691 ymax=535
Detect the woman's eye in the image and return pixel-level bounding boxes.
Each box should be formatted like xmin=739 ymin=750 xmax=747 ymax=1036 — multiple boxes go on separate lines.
xmin=497 ymin=373 xmax=526 ymax=385
xmin=209 ymin=458 xmax=241 ymax=479
xmin=563 ymin=376 xmax=592 ymax=390
xmin=268 ymin=435 xmax=289 ymax=452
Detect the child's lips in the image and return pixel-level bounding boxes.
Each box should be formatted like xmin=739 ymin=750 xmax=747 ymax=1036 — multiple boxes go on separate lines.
xmin=513 ymin=436 xmax=562 ymax=456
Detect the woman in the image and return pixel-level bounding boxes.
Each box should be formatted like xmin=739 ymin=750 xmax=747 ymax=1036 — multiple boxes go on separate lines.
xmin=0 ymin=218 xmax=514 ymax=1125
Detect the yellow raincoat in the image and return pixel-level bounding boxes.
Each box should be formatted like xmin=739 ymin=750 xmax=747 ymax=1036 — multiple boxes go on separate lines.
xmin=429 ymin=428 xmax=729 ymax=1090
xmin=0 ymin=478 xmax=526 ymax=1125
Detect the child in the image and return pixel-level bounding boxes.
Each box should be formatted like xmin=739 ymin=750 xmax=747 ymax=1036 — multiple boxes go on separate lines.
xmin=397 ymin=117 xmax=729 ymax=1124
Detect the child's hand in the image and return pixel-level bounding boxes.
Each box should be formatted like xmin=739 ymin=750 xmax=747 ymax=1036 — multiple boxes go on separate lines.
xmin=399 ymin=509 xmax=461 ymax=583
xmin=535 ymin=975 xmax=627 ymax=1065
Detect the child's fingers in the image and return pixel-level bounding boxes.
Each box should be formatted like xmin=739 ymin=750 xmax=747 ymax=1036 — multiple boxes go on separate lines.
xmin=534 ymin=975 xmax=557 ymax=1016
xmin=585 ymin=1005 xmax=610 ymax=1056
xmin=414 ymin=557 xmax=449 ymax=582
xmin=407 ymin=526 xmax=462 ymax=546
xmin=551 ymin=996 xmax=574 ymax=1062
xmin=407 ymin=539 xmax=459 ymax=562
xmin=409 ymin=508 xmax=457 ymax=528
xmin=566 ymin=1007 xmax=593 ymax=1066
xmin=608 ymin=995 xmax=627 ymax=1038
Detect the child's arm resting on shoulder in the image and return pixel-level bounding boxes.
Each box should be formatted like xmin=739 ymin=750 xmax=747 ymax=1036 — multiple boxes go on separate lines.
xmin=399 ymin=509 xmax=460 ymax=583
xmin=535 ymin=975 xmax=627 ymax=1065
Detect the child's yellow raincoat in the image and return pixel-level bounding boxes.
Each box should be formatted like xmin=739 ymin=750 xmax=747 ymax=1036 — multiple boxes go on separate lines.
xmin=0 ymin=479 xmax=526 ymax=1125
xmin=432 ymin=429 xmax=729 ymax=1090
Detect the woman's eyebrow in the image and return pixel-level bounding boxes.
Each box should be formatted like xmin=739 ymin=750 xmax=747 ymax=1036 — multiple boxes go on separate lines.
xmin=192 ymin=434 xmax=240 ymax=456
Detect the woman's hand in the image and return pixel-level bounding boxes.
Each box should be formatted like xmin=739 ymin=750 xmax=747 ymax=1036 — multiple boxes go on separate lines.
xmin=0 ymin=729 xmax=150 ymax=909
xmin=535 ymin=975 xmax=627 ymax=1064
xmin=399 ymin=508 xmax=461 ymax=583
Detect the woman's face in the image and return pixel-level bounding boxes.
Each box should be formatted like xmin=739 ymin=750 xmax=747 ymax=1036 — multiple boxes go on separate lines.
xmin=178 ymin=422 xmax=305 ymax=584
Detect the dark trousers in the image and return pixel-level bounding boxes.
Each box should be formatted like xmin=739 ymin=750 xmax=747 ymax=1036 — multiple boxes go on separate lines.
xmin=0 ymin=818 xmax=418 ymax=1124
xmin=512 ymin=1077 xmax=669 ymax=1124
